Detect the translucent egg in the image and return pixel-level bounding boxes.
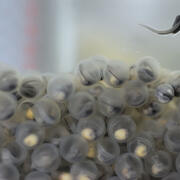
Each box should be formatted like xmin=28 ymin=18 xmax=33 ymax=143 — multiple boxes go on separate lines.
xmin=144 ymin=151 xmax=172 ymax=178
xmin=0 ymin=69 xmax=19 ymax=92
xmin=97 ymin=88 xmax=125 ymax=117
xmin=115 ymin=153 xmax=143 ymax=180
xmin=124 ymin=80 xmax=149 ymax=107
xmin=76 ymin=115 xmax=106 ymax=141
xmin=47 ymin=74 xmax=75 ymax=102
xmin=135 ymin=56 xmax=161 ymax=83
xmin=31 ymin=143 xmax=60 ymax=172
xmin=155 ymin=83 xmax=174 ymax=103
xmin=33 ymin=96 xmax=61 ymax=125
xmin=70 ymin=160 xmax=99 ymax=180
xmin=96 ymin=137 xmax=120 ymax=165
xmin=75 ymin=56 xmax=107 ymax=85
xmin=103 ymin=60 xmax=129 ymax=87
xmin=15 ymin=122 xmax=44 ymax=149
xmin=59 ymin=135 xmax=89 ymax=163
xmin=68 ymin=92 xmax=95 ymax=120
xmin=19 ymin=75 xmax=46 ymax=99
xmin=17 ymin=100 xmax=35 ymax=121
xmin=108 ymin=115 xmax=136 ymax=143
xmin=127 ymin=136 xmax=154 ymax=159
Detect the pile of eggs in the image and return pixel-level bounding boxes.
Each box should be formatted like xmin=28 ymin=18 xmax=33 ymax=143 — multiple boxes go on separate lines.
xmin=1 ymin=56 xmax=180 ymax=180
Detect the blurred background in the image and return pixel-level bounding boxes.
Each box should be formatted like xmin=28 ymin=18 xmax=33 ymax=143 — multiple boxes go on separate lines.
xmin=1 ymin=0 xmax=180 ymax=73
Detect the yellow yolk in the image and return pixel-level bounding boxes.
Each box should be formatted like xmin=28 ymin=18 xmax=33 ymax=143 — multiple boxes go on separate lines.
xmin=58 ymin=173 xmax=73 ymax=180
xmin=23 ymin=134 xmax=38 ymax=147
xmin=87 ymin=143 xmax=96 ymax=158
xmin=81 ymin=128 xmax=95 ymax=141
xmin=110 ymin=76 xmax=118 ymax=85
xmin=77 ymin=174 xmax=91 ymax=180
xmin=135 ymin=144 xmax=147 ymax=158
xmin=152 ymin=163 xmax=162 ymax=175
xmin=57 ymin=92 xmax=66 ymax=101
xmin=114 ymin=129 xmax=128 ymax=141
xmin=26 ymin=108 xmax=34 ymax=120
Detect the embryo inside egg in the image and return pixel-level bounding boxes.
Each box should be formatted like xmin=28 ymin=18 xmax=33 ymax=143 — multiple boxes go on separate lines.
xmin=0 ymin=56 xmax=180 ymax=180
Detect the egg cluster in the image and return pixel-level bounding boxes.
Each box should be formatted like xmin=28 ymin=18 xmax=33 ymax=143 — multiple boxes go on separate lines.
xmin=0 ymin=56 xmax=180 ymax=180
